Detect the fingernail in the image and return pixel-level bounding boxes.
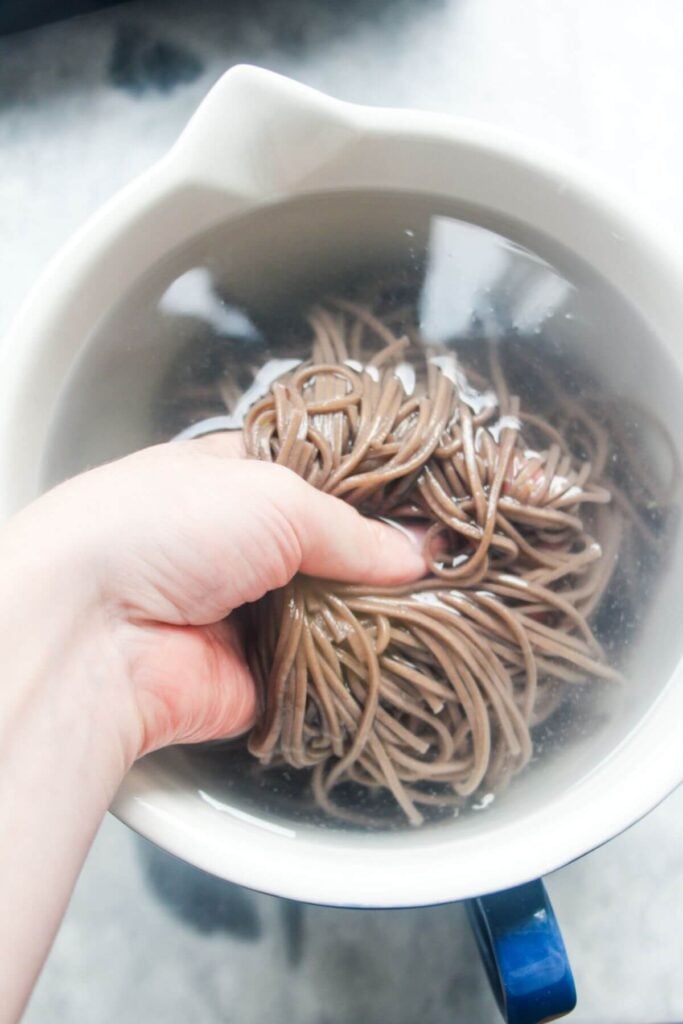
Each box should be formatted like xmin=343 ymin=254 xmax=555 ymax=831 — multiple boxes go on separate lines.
xmin=378 ymin=516 xmax=430 ymax=575
xmin=378 ymin=516 xmax=427 ymax=552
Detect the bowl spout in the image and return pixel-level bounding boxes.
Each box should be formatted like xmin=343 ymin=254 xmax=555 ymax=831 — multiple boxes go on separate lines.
xmin=172 ymin=64 xmax=360 ymax=202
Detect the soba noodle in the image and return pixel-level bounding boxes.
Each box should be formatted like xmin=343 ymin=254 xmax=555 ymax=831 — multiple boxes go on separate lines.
xmin=237 ymin=298 xmax=630 ymax=826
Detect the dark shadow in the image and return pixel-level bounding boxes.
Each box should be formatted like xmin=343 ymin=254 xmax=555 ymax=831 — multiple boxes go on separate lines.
xmin=0 ymin=0 xmax=446 ymax=108
xmin=0 ymin=0 xmax=126 ymax=36
xmin=108 ymin=23 xmax=204 ymax=96
xmin=137 ymin=836 xmax=263 ymax=940
xmin=279 ymin=897 xmax=306 ymax=967
xmin=137 ymin=834 xmax=305 ymax=964
xmin=136 ymin=835 xmax=498 ymax=1022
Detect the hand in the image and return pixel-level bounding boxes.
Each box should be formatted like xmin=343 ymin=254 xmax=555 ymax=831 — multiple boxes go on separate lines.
xmin=0 ymin=431 xmax=428 ymax=1018
xmin=0 ymin=431 xmax=426 ymax=1018
xmin=2 ymin=432 xmax=427 ymax=772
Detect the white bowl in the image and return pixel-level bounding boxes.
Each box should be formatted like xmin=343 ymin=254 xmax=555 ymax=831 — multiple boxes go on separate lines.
xmin=3 ymin=65 xmax=683 ymax=907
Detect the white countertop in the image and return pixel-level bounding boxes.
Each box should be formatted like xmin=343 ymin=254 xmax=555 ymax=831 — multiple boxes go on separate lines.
xmin=2 ymin=1 xmax=683 ymax=1021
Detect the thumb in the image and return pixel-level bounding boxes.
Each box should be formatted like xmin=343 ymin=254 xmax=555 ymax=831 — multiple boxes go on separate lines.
xmin=213 ymin=458 xmax=428 ymax=614
xmin=192 ymin=431 xmax=427 ymax=588
xmin=194 ymin=432 xmax=427 ymax=588
xmin=273 ymin=472 xmax=427 ymax=585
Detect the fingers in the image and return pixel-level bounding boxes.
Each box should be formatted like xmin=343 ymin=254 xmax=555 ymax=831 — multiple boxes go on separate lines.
xmin=131 ymin=619 xmax=257 ymax=755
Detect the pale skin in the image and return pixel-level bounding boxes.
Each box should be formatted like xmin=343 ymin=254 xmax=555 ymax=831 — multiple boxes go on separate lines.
xmin=0 ymin=433 xmax=427 ymax=1022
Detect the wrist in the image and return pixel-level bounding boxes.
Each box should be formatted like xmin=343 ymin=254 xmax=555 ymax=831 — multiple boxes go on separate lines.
xmin=0 ymin=503 xmax=141 ymax=791
xmin=0 ymin=500 xmax=140 ymax=1023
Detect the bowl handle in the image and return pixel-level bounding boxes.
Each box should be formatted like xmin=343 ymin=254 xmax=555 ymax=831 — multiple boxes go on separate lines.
xmin=466 ymin=879 xmax=576 ymax=1023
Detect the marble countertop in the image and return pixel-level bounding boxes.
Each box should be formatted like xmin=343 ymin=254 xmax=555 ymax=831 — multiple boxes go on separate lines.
xmin=2 ymin=1 xmax=683 ymax=1021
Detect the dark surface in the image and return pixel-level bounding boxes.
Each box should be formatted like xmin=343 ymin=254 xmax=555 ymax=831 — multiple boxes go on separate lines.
xmin=108 ymin=23 xmax=203 ymax=94
xmin=0 ymin=0 xmax=126 ymax=35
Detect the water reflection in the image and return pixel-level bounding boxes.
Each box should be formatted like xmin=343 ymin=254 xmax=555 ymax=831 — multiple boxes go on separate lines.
xmin=419 ymin=215 xmax=572 ymax=343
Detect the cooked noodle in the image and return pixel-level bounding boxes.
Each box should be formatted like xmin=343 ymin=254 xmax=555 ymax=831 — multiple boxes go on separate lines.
xmin=236 ymin=298 xmax=635 ymax=826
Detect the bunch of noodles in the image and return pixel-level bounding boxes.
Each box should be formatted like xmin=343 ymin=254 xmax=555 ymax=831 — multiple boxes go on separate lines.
xmin=236 ymin=298 xmax=634 ymax=826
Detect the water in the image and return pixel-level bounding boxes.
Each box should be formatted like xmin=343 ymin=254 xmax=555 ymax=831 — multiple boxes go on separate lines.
xmin=43 ymin=189 xmax=683 ymax=832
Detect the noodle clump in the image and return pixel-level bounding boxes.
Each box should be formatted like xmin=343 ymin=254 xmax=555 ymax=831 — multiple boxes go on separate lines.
xmin=240 ymin=298 xmax=625 ymax=826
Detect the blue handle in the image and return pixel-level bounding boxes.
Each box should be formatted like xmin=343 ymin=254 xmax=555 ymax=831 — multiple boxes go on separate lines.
xmin=466 ymin=879 xmax=576 ymax=1024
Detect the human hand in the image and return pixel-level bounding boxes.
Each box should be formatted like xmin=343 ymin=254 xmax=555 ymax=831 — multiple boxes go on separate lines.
xmin=1 ymin=432 xmax=427 ymax=775
xmin=0 ymin=430 xmax=422 ymax=1017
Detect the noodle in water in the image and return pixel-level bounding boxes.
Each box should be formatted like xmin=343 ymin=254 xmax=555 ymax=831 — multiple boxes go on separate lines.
xmin=236 ymin=298 xmax=632 ymax=826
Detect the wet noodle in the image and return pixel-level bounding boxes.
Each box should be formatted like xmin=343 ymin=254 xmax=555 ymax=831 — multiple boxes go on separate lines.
xmin=240 ymin=300 xmax=630 ymax=826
